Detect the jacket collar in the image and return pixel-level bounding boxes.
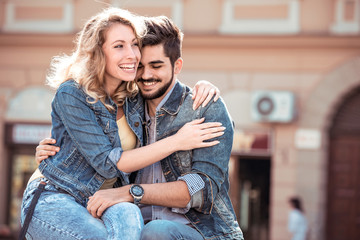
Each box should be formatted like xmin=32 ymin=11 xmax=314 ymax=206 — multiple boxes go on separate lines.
xmin=158 ymin=81 xmax=187 ymax=115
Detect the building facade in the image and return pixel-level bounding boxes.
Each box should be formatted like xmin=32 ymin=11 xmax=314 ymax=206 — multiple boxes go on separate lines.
xmin=0 ymin=0 xmax=360 ymax=239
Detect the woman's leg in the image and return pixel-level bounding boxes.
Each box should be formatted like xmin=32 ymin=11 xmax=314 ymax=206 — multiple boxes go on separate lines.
xmin=21 ymin=179 xmax=107 ymax=240
xmin=140 ymin=220 xmax=204 ymax=240
xmin=102 ymin=202 xmax=144 ymax=240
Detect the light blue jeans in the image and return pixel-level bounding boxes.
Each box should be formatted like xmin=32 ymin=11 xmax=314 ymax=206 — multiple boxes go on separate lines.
xmin=21 ymin=178 xmax=144 ymax=240
xmin=140 ymin=220 xmax=204 ymax=240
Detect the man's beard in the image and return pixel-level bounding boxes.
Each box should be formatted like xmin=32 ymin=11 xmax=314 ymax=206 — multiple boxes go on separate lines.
xmin=137 ymin=73 xmax=174 ymax=100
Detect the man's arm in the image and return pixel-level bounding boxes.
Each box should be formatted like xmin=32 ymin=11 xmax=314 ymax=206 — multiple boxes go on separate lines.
xmin=86 ymin=181 xmax=190 ymax=218
xmin=140 ymin=181 xmax=190 ymax=207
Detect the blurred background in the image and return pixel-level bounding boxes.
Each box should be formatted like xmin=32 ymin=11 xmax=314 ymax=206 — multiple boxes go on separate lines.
xmin=0 ymin=0 xmax=359 ymax=239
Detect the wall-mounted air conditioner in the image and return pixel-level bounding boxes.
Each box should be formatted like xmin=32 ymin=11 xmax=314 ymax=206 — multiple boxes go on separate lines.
xmin=251 ymin=91 xmax=295 ymax=123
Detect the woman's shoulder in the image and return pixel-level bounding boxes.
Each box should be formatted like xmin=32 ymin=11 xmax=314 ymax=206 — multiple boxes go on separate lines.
xmin=54 ymin=79 xmax=88 ymax=103
xmin=57 ymin=79 xmax=81 ymax=92
xmin=56 ymin=79 xmax=88 ymax=97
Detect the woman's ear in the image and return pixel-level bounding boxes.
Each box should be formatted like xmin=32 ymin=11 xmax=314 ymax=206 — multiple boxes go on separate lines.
xmin=174 ymin=57 xmax=183 ymax=75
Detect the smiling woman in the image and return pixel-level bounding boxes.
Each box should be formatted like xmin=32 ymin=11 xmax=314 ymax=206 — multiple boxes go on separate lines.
xmin=19 ymin=7 xmax=222 ymax=240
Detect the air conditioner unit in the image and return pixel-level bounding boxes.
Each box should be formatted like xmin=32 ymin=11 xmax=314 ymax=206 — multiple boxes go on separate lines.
xmin=251 ymin=91 xmax=295 ymax=123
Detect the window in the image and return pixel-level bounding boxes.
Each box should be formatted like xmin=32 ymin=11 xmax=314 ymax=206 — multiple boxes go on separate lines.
xmin=220 ymin=0 xmax=300 ymax=34
xmin=331 ymin=0 xmax=360 ymax=34
xmin=111 ymin=0 xmax=184 ymax=29
xmin=3 ymin=0 xmax=74 ymax=33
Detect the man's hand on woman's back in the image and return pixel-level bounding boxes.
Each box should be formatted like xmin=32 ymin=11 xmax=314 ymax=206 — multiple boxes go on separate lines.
xmin=35 ymin=138 xmax=60 ymax=165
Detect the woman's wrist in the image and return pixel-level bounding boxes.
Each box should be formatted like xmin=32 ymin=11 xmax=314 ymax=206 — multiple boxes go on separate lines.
xmin=167 ymin=134 xmax=181 ymax=152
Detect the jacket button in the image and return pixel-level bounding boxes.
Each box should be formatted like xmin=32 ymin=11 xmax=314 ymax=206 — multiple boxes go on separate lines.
xmin=134 ymin=122 xmax=140 ymax=127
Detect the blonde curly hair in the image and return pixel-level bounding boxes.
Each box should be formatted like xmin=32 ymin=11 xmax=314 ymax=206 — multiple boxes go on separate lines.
xmin=47 ymin=8 xmax=146 ymax=111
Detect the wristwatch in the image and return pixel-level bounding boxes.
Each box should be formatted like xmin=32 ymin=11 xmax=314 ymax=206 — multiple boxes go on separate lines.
xmin=129 ymin=184 xmax=144 ymax=205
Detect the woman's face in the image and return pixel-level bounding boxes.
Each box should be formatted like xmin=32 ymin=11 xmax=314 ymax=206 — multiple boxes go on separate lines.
xmin=102 ymin=23 xmax=141 ymax=86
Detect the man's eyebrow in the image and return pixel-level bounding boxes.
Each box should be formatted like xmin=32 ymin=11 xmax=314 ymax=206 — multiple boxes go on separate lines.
xmin=149 ymin=60 xmax=165 ymax=64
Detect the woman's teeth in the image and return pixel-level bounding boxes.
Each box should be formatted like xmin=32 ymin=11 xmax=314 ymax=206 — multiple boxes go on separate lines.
xmin=119 ymin=63 xmax=135 ymax=70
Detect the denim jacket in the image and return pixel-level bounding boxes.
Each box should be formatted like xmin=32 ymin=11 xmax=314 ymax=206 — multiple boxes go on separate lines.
xmin=133 ymin=81 xmax=243 ymax=240
xmin=38 ymin=80 xmax=144 ymax=206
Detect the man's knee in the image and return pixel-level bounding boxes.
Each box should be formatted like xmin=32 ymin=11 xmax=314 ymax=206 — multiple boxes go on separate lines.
xmin=140 ymin=220 xmax=178 ymax=240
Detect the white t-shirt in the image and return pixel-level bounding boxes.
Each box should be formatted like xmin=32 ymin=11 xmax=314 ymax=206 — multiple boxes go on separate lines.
xmin=288 ymin=209 xmax=308 ymax=240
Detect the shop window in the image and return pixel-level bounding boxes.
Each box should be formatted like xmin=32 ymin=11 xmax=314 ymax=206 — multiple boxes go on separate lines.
xmin=9 ymin=154 xmax=38 ymax=231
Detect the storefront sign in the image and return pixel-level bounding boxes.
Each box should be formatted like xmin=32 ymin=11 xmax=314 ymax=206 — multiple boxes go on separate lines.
xmin=12 ymin=124 xmax=52 ymax=144
xmin=232 ymin=129 xmax=272 ymax=156
xmin=295 ymin=128 xmax=321 ymax=150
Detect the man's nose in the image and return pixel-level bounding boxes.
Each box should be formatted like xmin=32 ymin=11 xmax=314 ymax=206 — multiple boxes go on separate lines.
xmin=141 ymin=67 xmax=153 ymax=79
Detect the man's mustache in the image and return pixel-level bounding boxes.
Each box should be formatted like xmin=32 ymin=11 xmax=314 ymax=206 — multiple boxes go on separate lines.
xmin=136 ymin=78 xmax=161 ymax=83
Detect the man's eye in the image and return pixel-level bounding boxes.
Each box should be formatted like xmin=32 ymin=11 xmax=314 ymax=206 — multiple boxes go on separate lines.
xmin=153 ymin=66 xmax=161 ymax=69
xmin=137 ymin=65 xmax=143 ymax=69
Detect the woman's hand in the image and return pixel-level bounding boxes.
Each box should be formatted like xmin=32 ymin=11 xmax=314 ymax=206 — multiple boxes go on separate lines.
xmin=192 ymin=80 xmax=220 ymax=110
xmin=87 ymin=186 xmax=132 ymax=218
xmin=35 ymin=138 xmax=60 ymax=165
xmin=171 ymin=118 xmax=225 ymax=151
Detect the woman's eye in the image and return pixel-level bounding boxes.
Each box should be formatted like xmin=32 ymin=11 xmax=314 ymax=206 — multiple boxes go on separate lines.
xmin=114 ymin=45 xmax=123 ymax=48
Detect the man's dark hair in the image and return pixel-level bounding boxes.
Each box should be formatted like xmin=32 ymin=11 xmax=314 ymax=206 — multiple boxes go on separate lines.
xmin=289 ymin=196 xmax=304 ymax=212
xmin=142 ymin=16 xmax=183 ymax=67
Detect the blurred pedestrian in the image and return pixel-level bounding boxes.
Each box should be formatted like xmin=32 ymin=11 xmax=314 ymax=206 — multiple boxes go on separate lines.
xmin=288 ymin=196 xmax=308 ymax=240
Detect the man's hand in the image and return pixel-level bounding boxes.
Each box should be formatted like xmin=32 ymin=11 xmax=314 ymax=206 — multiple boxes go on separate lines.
xmin=87 ymin=186 xmax=132 ymax=218
xmin=192 ymin=80 xmax=220 ymax=110
xmin=35 ymin=138 xmax=60 ymax=165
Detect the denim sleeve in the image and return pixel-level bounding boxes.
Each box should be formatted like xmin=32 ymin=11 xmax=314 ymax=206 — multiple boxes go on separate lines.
xmin=171 ymin=173 xmax=205 ymax=214
xmin=54 ymin=89 xmax=123 ymax=178
xmin=191 ymin=98 xmax=234 ymax=214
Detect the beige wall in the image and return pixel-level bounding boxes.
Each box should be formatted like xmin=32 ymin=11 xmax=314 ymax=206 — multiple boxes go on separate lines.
xmin=1 ymin=0 xmax=360 ymax=239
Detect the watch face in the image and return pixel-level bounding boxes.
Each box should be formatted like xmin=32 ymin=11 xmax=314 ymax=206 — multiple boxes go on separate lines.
xmin=131 ymin=185 xmax=144 ymax=197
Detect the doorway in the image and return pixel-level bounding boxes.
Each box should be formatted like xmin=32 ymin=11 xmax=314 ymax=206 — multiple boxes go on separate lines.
xmin=238 ymin=157 xmax=271 ymax=240
xmin=7 ymin=145 xmax=37 ymax=233
xmin=327 ymin=87 xmax=360 ymax=240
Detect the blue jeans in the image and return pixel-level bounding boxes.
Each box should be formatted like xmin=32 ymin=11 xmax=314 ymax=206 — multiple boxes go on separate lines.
xmin=140 ymin=220 xmax=204 ymax=240
xmin=21 ymin=178 xmax=144 ymax=240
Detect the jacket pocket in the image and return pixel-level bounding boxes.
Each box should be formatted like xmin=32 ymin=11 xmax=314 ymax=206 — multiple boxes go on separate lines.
xmin=62 ymin=148 xmax=79 ymax=168
xmin=174 ymin=150 xmax=192 ymax=173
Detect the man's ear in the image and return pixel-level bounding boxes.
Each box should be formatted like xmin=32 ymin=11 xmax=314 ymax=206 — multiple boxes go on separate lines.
xmin=174 ymin=57 xmax=183 ymax=74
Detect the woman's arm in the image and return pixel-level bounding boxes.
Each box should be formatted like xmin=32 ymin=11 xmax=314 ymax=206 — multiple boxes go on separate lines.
xmin=40 ymin=98 xmax=224 ymax=176
xmin=117 ymin=118 xmax=225 ymax=172
xmin=35 ymin=118 xmax=225 ymax=173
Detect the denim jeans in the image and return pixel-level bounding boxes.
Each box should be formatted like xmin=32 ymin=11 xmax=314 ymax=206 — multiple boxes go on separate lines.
xmin=140 ymin=220 xmax=204 ymax=240
xmin=21 ymin=178 xmax=144 ymax=240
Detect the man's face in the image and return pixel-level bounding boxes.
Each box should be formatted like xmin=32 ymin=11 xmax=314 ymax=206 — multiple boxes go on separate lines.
xmin=136 ymin=44 xmax=175 ymax=100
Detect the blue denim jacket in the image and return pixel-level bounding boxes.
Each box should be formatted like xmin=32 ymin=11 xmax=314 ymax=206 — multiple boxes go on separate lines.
xmin=38 ymin=80 xmax=144 ymax=206
xmin=133 ymin=81 xmax=243 ymax=240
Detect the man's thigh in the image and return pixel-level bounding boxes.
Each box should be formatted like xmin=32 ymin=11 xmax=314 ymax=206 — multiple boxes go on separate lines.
xmin=140 ymin=220 xmax=204 ymax=240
